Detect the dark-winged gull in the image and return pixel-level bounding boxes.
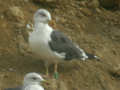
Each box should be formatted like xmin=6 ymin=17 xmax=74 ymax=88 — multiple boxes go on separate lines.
xmin=29 ymin=9 xmax=99 ymax=78
xmin=5 ymin=72 xmax=45 ymax=90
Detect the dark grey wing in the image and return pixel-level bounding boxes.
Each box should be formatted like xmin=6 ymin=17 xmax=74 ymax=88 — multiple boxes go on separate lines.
xmin=4 ymin=86 xmax=22 ymax=90
xmin=49 ymin=30 xmax=83 ymax=60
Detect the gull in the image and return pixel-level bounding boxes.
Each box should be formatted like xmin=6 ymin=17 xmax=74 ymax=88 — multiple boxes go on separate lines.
xmin=29 ymin=9 xmax=100 ymax=79
xmin=5 ymin=72 xmax=45 ymax=90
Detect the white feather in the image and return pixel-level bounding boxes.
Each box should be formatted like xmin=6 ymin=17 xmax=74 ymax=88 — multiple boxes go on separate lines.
xmin=29 ymin=22 xmax=65 ymax=63
xmin=24 ymin=84 xmax=44 ymax=90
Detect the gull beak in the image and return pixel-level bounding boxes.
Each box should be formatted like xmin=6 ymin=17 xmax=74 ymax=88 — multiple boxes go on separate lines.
xmin=42 ymin=80 xmax=48 ymax=83
xmin=40 ymin=74 xmax=50 ymax=84
xmin=40 ymin=77 xmax=49 ymax=84
xmin=49 ymin=20 xmax=57 ymax=29
xmin=41 ymin=80 xmax=50 ymax=85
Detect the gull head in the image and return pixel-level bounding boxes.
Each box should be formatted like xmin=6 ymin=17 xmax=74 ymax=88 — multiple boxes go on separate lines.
xmin=34 ymin=9 xmax=51 ymax=24
xmin=23 ymin=72 xmax=44 ymax=85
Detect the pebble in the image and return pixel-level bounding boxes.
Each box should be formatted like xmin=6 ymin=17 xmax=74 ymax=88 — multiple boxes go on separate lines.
xmin=80 ymin=8 xmax=92 ymax=16
xmin=9 ymin=6 xmax=25 ymax=24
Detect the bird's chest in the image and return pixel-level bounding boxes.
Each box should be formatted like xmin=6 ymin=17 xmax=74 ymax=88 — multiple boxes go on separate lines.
xmin=24 ymin=84 xmax=44 ymax=90
xmin=29 ymin=30 xmax=53 ymax=59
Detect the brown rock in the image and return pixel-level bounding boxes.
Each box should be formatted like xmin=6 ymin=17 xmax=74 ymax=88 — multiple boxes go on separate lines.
xmin=80 ymin=8 xmax=92 ymax=16
xmin=46 ymin=0 xmax=56 ymax=2
xmin=96 ymin=8 xmax=102 ymax=13
xmin=42 ymin=79 xmax=68 ymax=90
xmin=9 ymin=6 xmax=25 ymax=24
xmin=88 ymin=0 xmax=100 ymax=8
xmin=79 ymin=1 xmax=87 ymax=7
xmin=17 ymin=34 xmax=31 ymax=55
xmin=113 ymin=64 xmax=120 ymax=76
xmin=33 ymin=0 xmax=57 ymax=2
xmin=116 ymin=0 xmax=120 ymax=8
xmin=99 ymin=0 xmax=116 ymax=8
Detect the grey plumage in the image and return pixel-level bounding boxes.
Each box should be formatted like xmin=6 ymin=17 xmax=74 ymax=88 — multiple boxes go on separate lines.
xmin=49 ymin=30 xmax=82 ymax=60
xmin=48 ymin=30 xmax=99 ymax=60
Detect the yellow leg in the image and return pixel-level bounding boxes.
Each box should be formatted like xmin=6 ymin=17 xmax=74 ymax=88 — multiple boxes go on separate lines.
xmin=46 ymin=66 xmax=49 ymax=76
xmin=45 ymin=62 xmax=49 ymax=76
xmin=54 ymin=63 xmax=59 ymax=79
xmin=54 ymin=63 xmax=58 ymax=73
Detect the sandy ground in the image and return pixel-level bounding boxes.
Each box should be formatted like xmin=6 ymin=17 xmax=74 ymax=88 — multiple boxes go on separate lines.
xmin=0 ymin=0 xmax=120 ymax=90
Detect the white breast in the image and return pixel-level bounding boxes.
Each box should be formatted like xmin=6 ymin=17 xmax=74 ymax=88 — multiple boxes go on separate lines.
xmin=29 ymin=23 xmax=62 ymax=62
xmin=24 ymin=84 xmax=44 ymax=90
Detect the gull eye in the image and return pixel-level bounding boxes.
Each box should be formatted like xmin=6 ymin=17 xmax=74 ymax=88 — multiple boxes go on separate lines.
xmin=39 ymin=13 xmax=46 ymax=17
xmin=31 ymin=77 xmax=37 ymax=80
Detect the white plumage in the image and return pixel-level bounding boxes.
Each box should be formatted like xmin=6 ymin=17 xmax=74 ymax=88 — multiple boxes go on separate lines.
xmin=29 ymin=23 xmax=61 ymax=62
xmin=23 ymin=73 xmax=45 ymax=90
xmin=28 ymin=9 xmax=99 ymax=77
xmin=29 ymin=9 xmax=64 ymax=61
xmin=5 ymin=73 xmax=45 ymax=90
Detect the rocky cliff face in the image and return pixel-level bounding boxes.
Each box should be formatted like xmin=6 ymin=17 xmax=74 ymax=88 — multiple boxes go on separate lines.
xmin=0 ymin=0 xmax=120 ymax=90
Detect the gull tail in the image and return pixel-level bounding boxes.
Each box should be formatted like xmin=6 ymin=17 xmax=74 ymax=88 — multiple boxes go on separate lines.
xmin=85 ymin=52 xmax=100 ymax=61
xmin=77 ymin=46 xmax=100 ymax=61
xmin=75 ymin=44 xmax=100 ymax=61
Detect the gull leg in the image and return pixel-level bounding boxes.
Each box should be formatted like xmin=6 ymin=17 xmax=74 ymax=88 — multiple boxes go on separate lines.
xmin=54 ymin=63 xmax=59 ymax=79
xmin=45 ymin=62 xmax=49 ymax=76
xmin=46 ymin=66 xmax=49 ymax=76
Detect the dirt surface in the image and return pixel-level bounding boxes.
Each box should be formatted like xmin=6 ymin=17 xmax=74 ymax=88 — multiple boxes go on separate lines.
xmin=0 ymin=0 xmax=120 ymax=90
